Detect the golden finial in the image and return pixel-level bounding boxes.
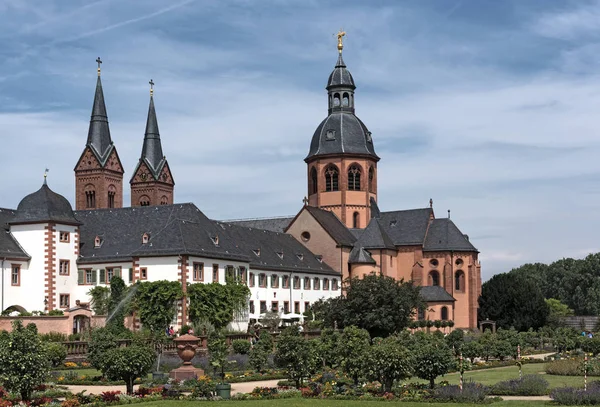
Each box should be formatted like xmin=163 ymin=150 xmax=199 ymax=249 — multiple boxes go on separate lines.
xmin=336 ymin=29 xmax=346 ymax=54
xmin=96 ymin=57 xmax=102 ymax=77
xmin=149 ymin=79 xmax=154 ymax=97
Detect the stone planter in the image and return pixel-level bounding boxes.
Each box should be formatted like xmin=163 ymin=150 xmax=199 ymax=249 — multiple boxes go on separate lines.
xmin=169 ymin=334 xmax=204 ymax=380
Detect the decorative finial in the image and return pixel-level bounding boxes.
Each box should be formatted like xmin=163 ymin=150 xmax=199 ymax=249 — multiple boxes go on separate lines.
xmin=44 ymin=168 xmax=49 ymax=185
xmin=429 ymin=198 xmax=433 ymax=208
xmin=149 ymin=79 xmax=154 ymax=97
xmin=96 ymin=57 xmax=102 ymax=77
xmin=336 ymin=29 xmax=346 ymax=54
xmin=302 ymin=196 xmax=309 ymax=205
xmin=448 ymin=209 xmax=451 ymax=219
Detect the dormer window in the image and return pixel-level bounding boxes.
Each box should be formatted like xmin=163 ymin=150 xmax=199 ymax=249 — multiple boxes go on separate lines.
xmin=390 ymin=220 xmax=397 ymax=227
xmin=94 ymin=236 xmax=102 ymax=248
xmin=253 ymin=249 xmax=261 ymax=257
xmin=296 ymin=253 xmax=304 ymax=261
xmin=276 ymin=251 xmax=284 ymax=260
xmin=366 ymin=131 xmax=373 ymax=143
xmin=142 ymin=233 xmax=150 ymax=244
xmin=316 ymin=255 xmax=323 ymax=263
xmin=325 ymin=129 xmax=336 ymax=140
xmin=211 ymin=235 xmax=219 ymax=245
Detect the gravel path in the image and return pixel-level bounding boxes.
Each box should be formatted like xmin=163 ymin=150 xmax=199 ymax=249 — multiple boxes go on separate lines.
xmin=499 ymin=396 xmax=551 ymax=401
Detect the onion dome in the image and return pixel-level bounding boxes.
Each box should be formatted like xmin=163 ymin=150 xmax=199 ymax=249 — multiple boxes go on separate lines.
xmin=11 ymin=181 xmax=80 ymax=225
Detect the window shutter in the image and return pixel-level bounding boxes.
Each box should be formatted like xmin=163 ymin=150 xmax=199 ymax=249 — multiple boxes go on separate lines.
xmin=129 ymin=268 xmax=133 ymax=283
xmin=99 ymin=269 xmax=106 ymax=284
xmin=92 ymin=270 xmax=97 ymax=285
xmin=77 ymin=270 xmax=84 ymax=285
xmin=114 ymin=268 xmax=121 ymax=277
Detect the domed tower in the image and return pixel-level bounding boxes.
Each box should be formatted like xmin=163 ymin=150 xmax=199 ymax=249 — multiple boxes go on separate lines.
xmin=305 ymin=32 xmax=379 ymax=229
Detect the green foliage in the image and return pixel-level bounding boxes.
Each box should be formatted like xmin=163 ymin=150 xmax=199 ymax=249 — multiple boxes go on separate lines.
xmin=232 ymin=339 xmax=251 ymax=355
xmin=208 ymin=330 xmax=229 ymax=381
xmin=87 ymin=286 xmax=111 ymax=315
xmin=462 ymin=339 xmax=483 ymax=363
xmin=314 ymin=273 xmax=424 ymax=338
xmin=338 ymin=326 xmax=370 ymax=385
xmin=552 ymin=327 xmax=580 ymax=352
xmin=317 ymin=328 xmax=340 ymax=368
xmin=102 ymin=344 xmax=155 ymax=394
xmin=134 ymin=280 xmax=182 ymax=334
xmin=546 ymin=298 xmax=575 ymax=327
xmin=0 ymin=320 xmax=50 ymax=400
xmin=479 ymin=272 xmax=549 ymax=330
xmin=47 ymin=309 xmax=64 ymax=316
xmin=274 ymin=326 xmax=319 ymax=387
xmin=260 ymin=311 xmax=281 ymax=332
xmin=445 ymin=329 xmax=464 ymax=355
xmin=46 ymin=342 xmax=67 ymax=367
xmin=491 ymin=374 xmax=549 ymax=396
xmin=249 ymin=330 xmax=273 ymax=373
xmin=545 ymin=358 xmax=599 ymax=376
xmin=39 ymin=331 xmax=68 ymax=342
xmin=582 ymin=337 xmax=600 ymax=356
xmin=413 ymin=336 xmax=455 ymax=388
xmin=363 ymin=336 xmax=414 ymax=392
xmin=87 ymin=327 xmax=119 ymax=371
xmin=106 ymin=276 xmax=130 ymax=333
xmin=187 ymin=282 xmax=250 ymax=330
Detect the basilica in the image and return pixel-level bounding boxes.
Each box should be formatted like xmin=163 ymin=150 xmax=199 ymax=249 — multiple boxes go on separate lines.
xmin=0 ymin=38 xmax=481 ymax=332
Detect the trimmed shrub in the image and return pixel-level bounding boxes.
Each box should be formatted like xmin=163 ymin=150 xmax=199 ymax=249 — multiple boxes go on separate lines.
xmin=232 ymin=339 xmax=251 ymax=355
xmin=491 ymin=374 xmax=549 ymax=396
xmin=546 ymin=358 xmax=599 ymax=376
xmin=46 ymin=342 xmax=67 ymax=368
xmin=551 ymin=382 xmax=600 ymax=405
xmin=433 ymin=382 xmax=491 ymax=403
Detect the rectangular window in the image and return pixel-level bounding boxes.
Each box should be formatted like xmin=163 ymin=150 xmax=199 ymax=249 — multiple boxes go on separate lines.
xmin=249 ymin=300 xmax=255 ymax=314
xmin=332 ymin=279 xmax=339 ymax=290
xmin=294 ymin=301 xmax=300 ymax=314
xmin=212 ymin=264 xmax=219 ymax=282
xmin=106 ymin=267 xmax=120 ymax=283
xmin=304 ymin=277 xmax=311 ymax=290
xmin=11 ymin=265 xmax=20 ymax=286
xmin=260 ymin=301 xmax=267 ymax=314
xmin=283 ymin=301 xmax=289 ymax=313
xmin=193 ymin=262 xmax=204 ymax=281
xmin=59 ymin=231 xmax=70 ymax=242
xmin=59 ymin=260 xmax=70 ymax=275
xmin=86 ymin=269 xmax=94 ymax=285
xmin=323 ymin=278 xmax=329 ymax=290
xmin=293 ymin=277 xmax=300 ymax=289
xmin=140 ymin=268 xmax=148 ymax=280
xmin=239 ymin=266 xmax=247 ymax=283
xmin=249 ymin=273 xmax=255 ymax=287
xmin=313 ymin=278 xmax=320 ymax=290
xmin=271 ymin=274 xmax=279 ymax=288
xmin=259 ymin=273 xmax=266 ymax=288
xmin=271 ymin=301 xmax=278 ymax=312
xmin=59 ymin=294 xmax=70 ymax=308
xmin=129 ymin=268 xmax=133 ymax=283
xmin=304 ymin=301 xmax=310 ymax=312
xmin=226 ymin=265 xmax=235 ymax=281
xmin=282 ymin=276 xmax=290 ymax=289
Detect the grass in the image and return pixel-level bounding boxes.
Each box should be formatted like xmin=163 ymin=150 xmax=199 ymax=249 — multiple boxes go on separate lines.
xmin=139 ymin=401 xmax=550 ymax=407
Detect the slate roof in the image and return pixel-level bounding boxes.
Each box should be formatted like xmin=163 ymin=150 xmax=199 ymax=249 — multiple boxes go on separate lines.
xmin=226 ymin=216 xmax=293 ymax=233
xmin=76 ymin=203 xmax=248 ymax=263
xmin=353 ymin=218 xmax=396 ymax=250
xmin=11 ymin=183 xmax=81 ymax=226
xmin=377 ymin=208 xmax=433 ymax=246
xmin=327 ymin=53 xmax=355 ymax=89
xmin=423 ymin=218 xmax=478 ymax=252
xmin=304 ymin=206 xmax=356 ymax=246
xmin=86 ymin=75 xmax=114 ymax=166
xmin=348 ymin=246 xmax=375 ymax=264
xmin=131 ymin=94 xmax=167 ymax=181
xmin=0 ymin=208 xmax=29 ymax=259
xmin=218 ymin=222 xmax=339 ymax=275
xmin=420 ymin=286 xmax=456 ymax=302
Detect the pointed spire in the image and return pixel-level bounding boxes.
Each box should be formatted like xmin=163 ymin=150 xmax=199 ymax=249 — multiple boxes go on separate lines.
xmin=44 ymin=168 xmax=49 ymax=185
xmin=140 ymin=79 xmax=164 ymax=175
xmin=86 ymin=57 xmax=113 ymax=163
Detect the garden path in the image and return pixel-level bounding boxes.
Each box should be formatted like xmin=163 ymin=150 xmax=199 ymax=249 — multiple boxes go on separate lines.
xmin=499 ymin=396 xmax=551 ymax=401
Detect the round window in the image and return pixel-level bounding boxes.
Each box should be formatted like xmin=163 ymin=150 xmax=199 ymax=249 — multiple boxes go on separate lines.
xmin=429 ymin=259 xmax=439 ymax=267
xmin=301 ymin=231 xmax=311 ymax=242
xmin=455 ymin=258 xmax=464 ymax=267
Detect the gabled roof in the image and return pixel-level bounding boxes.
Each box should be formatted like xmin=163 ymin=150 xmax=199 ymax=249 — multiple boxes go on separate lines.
xmin=218 ymin=223 xmax=338 ymax=275
xmin=420 ymin=286 xmax=456 ymax=302
xmin=353 ymin=218 xmax=396 ymax=250
xmin=378 ymin=208 xmax=433 ymax=246
xmin=226 ymin=216 xmax=293 ymax=233
xmin=0 ymin=208 xmax=30 ymax=260
xmin=348 ymin=246 xmax=376 ymax=264
xmin=423 ymin=218 xmax=478 ymax=252
xmin=303 ymin=206 xmax=356 ymax=246
xmin=76 ymin=203 xmax=247 ymax=263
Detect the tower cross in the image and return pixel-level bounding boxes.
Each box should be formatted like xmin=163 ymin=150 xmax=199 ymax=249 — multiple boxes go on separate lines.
xmin=96 ymin=57 xmax=102 ymax=76
xmin=302 ymin=196 xmax=309 ymax=205
xmin=149 ymin=79 xmax=154 ymax=96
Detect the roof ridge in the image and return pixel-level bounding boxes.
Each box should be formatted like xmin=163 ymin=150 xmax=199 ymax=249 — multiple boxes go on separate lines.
xmin=222 ymin=214 xmax=293 ymax=222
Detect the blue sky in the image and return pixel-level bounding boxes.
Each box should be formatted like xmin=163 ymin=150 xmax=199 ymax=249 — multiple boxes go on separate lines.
xmin=1 ymin=0 xmax=599 ymax=280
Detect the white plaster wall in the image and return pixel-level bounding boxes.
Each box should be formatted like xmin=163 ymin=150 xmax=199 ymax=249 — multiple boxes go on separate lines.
xmin=139 ymin=256 xmax=179 ymax=282
xmin=72 ymin=262 xmax=132 ymax=309
xmin=8 ymin=224 xmax=47 ymax=312
xmin=53 ymin=224 xmax=79 ymax=310
xmin=187 ymin=256 xmax=250 ymax=284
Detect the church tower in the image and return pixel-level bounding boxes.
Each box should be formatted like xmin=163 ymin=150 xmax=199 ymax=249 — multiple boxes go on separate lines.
xmin=305 ymin=32 xmax=379 ymax=229
xmin=74 ymin=58 xmax=124 ymax=210
xmin=130 ymin=80 xmax=175 ymax=207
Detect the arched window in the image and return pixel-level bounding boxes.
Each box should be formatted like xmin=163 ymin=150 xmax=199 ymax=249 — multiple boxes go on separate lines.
xmin=429 ymin=270 xmax=440 ymax=286
xmin=325 ymin=165 xmax=339 ymax=192
xmin=328 ymin=95 xmax=332 ymax=108
xmin=160 ymin=196 xmax=168 ymax=205
xmin=368 ymin=166 xmax=374 ymax=193
xmin=310 ymin=167 xmax=318 ymax=194
xmin=353 ymin=212 xmax=360 ymax=228
xmin=342 ymin=92 xmax=349 ymax=107
xmin=84 ymin=184 xmax=96 ymax=209
xmin=441 ymin=306 xmax=449 ymax=321
xmin=333 ymin=93 xmax=341 ymax=107
xmin=107 ymin=185 xmax=116 ymax=208
xmin=139 ymin=195 xmax=150 ymax=207
xmin=348 ymin=165 xmax=361 ymax=190
xmin=455 ymin=270 xmax=465 ymax=291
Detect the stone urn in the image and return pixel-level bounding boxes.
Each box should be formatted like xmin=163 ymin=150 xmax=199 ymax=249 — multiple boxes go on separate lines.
xmin=170 ymin=334 xmax=204 ymax=380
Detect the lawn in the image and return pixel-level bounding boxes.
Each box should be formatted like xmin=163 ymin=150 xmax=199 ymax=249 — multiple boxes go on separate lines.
xmin=139 ymin=401 xmax=549 ymax=407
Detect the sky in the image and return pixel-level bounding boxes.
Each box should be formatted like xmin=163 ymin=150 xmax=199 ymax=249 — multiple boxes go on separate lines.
xmin=0 ymin=0 xmax=599 ymax=280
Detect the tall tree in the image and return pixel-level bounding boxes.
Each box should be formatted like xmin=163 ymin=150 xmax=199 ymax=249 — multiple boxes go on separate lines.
xmin=479 ymin=273 xmax=548 ymax=330
xmin=134 ymin=281 xmax=183 ymax=334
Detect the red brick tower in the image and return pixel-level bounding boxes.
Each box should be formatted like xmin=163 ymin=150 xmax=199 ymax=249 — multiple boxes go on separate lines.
xmin=130 ymin=80 xmax=174 ymax=207
xmin=74 ymin=58 xmax=124 ymax=210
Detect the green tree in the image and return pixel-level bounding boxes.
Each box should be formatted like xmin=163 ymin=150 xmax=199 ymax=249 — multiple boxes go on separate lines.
xmin=316 ymin=273 xmax=424 ymax=338
xmin=106 ymin=276 xmax=130 ymax=333
xmin=274 ymin=326 xmax=319 ymax=387
xmin=479 ymin=272 xmax=549 ymax=330
xmin=461 ymin=339 xmax=483 ymax=363
xmin=46 ymin=342 xmax=67 ymax=368
xmin=339 ymin=326 xmax=370 ymax=385
xmin=88 ymin=327 xmax=119 ymax=371
xmin=0 ymin=321 xmax=50 ymax=400
xmin=134 ymin=281 xmax=182 ymax=333
xmin=102 ymin=344 xmax=155 ymax=394
xmin=363 ymin=336 xmax=414 ymax=393
xmin=545 ymin=298 xmax=574 ymax=328
xmin=87 ymin=286 xmax=110 ymax=315
xmin=317 ymin=328 xmax=341 ymax=368
xmin=249 ymin=330 xmax=273 ymax=373
xmin=187 ymin=282 xmax=250 ymax=330
xmin=413 ymin=338 xmax=455 ymax=388
xmin=445 ymin=329 xmax=464 ymax=355
xmin=208 ymin=330 xmax=229 ymax=382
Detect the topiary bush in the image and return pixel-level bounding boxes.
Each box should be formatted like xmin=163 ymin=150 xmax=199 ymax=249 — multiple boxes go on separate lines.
xmin=433 ymin=382 xmax=491 ymax=403
xmin=232 ymin=339 xmax=251 ymax=355
xmin=491 ymin=374 xmax=548 ymax=396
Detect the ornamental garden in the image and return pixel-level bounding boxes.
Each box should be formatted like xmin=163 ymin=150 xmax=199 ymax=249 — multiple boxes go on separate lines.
xmin=0 ymin=273 xmax=599 ymax=406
